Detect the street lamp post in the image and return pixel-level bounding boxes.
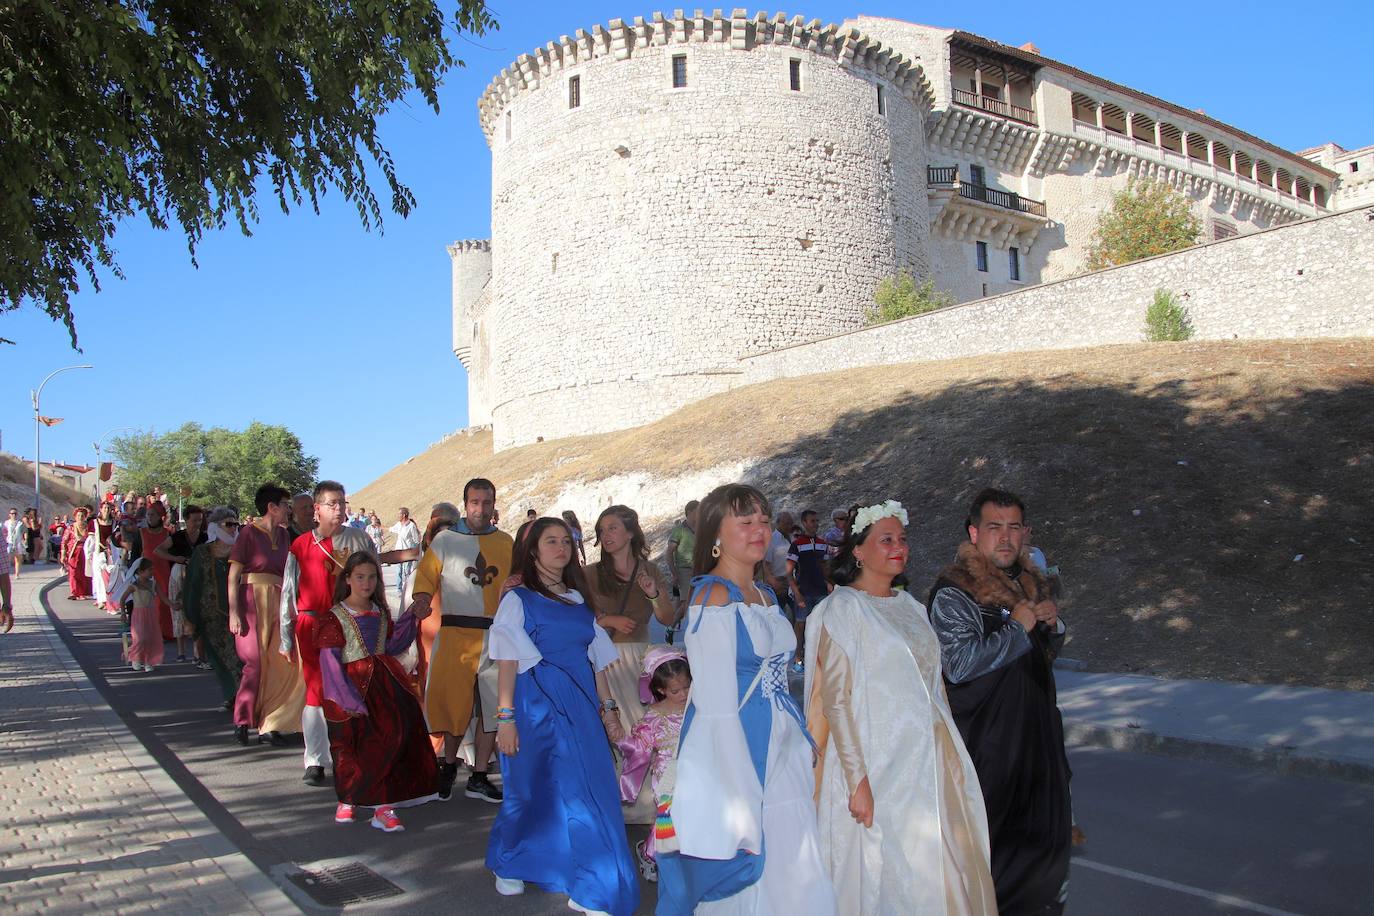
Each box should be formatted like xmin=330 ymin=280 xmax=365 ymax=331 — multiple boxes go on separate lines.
xmin=32 ymin=364 xmax=94 ymax=513
xmin=92 ymin=426 xmax=136 ymax=504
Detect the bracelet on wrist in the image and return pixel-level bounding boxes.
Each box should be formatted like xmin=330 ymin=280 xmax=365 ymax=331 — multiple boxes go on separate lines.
xmin=496 ymin=705 xmax=516 ymax=724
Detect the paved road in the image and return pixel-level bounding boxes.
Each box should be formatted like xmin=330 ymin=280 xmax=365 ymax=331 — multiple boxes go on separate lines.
xmin=41 ymin=575 xmax=1374 ymax=915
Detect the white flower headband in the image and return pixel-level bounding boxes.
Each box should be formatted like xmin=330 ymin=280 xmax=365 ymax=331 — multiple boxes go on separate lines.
xmin=852 ymin=499 xmax=909 ymax=535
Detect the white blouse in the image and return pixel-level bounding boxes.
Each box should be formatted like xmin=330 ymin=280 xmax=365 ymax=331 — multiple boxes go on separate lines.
xmin=488 ymin=587 xmax=619 ymax=674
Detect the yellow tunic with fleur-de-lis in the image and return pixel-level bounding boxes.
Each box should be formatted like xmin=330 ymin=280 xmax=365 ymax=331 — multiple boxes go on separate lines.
xmin=411 ymin=526 xmax=514 ymax=736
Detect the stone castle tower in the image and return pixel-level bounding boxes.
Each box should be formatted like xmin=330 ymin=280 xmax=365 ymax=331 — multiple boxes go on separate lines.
xmin=452 ymin=11 xmax=1351 ymax=451
xmin=453 ymin=12 xmax=935 ymax=449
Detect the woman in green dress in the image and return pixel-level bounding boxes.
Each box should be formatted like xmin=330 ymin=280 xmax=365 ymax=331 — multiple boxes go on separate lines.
xmin=183 ymin=506 xmax=242 ymax=718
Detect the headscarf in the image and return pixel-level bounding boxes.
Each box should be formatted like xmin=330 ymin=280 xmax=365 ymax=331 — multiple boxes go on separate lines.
xmin=638 ymin=644 xmax=688 ymax=705
xmin=206 ymin=506 xmax=239 ymax=546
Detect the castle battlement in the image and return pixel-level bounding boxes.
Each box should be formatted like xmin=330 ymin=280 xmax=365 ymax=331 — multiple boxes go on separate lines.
xmin=446 ymin=239 xmax=492 ymax=255
xmin=476 ymin=9 xmax=935 ymax=143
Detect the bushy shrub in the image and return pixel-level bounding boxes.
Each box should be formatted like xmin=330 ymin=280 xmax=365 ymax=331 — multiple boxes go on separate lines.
xmin=1088 ymin=180 xmax=1202 ymax=271
xmin=865 ymin=270 xmax=954 ymax=325
xmin=1144 ymin=289 xmax=1193 ymax=341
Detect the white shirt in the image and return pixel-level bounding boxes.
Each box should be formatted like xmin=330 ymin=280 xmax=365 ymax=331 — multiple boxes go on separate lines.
xmin=3 ymin=519 xmax=24 ymax=556
xmin=388 ymin=520 xmax=420 ymax=551
xmin=765 ymin=529 xmax=791 ymax=578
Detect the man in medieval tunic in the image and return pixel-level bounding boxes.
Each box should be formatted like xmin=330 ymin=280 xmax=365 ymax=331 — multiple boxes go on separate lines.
xmin=280 ymin=480 xmax=377 ymax=787
xmin=928 ymin=487 xmax=1072 ymax=916
xmin=407 ymin=477 xmax=513 ymax=803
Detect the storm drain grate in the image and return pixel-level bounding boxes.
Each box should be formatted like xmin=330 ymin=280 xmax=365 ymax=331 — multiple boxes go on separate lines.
xmin=288 ymin=861 xmax=405 ymax=907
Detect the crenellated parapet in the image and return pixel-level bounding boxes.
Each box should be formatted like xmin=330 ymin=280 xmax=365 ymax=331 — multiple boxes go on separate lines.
xmin=476 ymin=9 xmax=935 ymax=143
xmin=447 ymin=239 xmax=492 ymax=255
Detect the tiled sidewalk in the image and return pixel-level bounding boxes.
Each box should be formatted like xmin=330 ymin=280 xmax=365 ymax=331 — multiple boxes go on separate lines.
xmin=0 ymin=571 xmax=297 ymax=914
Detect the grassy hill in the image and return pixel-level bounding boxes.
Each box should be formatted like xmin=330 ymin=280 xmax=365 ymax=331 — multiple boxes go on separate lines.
xmin=355 ymin=339 xmax=1374 ymax=691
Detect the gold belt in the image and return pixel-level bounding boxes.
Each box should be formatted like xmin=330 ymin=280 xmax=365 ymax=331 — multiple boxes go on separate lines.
xmin=245 ymin=573 xmax=283 ymax=586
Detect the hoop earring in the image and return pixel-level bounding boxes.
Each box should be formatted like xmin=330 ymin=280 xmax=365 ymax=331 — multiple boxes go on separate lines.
xmin=711 ymin=540 xmax=721 ymax=559
xmin=855 ymin=558 xmax=863 ymax=568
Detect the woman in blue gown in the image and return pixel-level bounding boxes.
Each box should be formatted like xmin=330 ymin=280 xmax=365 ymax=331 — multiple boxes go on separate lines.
xmin=486 ymin=517 xmax=640 ymax=916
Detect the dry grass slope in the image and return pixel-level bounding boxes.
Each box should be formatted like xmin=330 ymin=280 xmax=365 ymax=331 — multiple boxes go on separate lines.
xmin=0 ymin=453 xmax=91 ymax=518
xmin=357 ymin=339 xmax=1374 ymax=691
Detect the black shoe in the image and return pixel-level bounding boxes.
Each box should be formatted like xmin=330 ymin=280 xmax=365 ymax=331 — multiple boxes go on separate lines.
xmin=303 ymin=765 xmax=328 ymax=787
xmin=221 ymin=699 xmax=233 ymax=712
xmin=436 ymin=761 xmax=459 ymax=800
xmin=465 ymin=773 xmax=503 ymax=803
xmin=268 ymin=731 xmax=290 ymax=747
xmin=234 ymin=725 xmax=250 ymax=747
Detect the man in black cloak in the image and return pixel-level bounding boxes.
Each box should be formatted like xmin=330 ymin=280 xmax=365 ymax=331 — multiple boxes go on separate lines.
xmin=928 ymin=488 xmax=1072 ymax=915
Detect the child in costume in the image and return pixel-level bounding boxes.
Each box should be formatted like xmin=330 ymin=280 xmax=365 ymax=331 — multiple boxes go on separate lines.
xmin=124 ymin=559 xmax=168 ymax=672
xmin=317 ymin=552 xmax=438 ymax=833
xmin=615 ymin=645 xmax=691 ymax=882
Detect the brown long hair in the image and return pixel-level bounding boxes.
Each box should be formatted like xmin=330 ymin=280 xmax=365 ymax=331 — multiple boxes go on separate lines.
xmin=517 ymin=517 xmax=589 ymax=606
xmin=332 ymin=551 xmax=390 ymax=614
xmin=592 ymin=504 xmax=648 ymax=596
xmin=691 ymin=483 xmax=771 ymax=579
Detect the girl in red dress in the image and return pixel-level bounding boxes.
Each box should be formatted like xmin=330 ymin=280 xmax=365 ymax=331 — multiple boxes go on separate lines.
xmin=317 ymin=552 xmax=438 ymax=832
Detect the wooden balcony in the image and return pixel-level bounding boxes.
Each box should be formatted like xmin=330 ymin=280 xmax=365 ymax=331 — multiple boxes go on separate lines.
xmin=952 ymin=87 xmax=1037 ymax=126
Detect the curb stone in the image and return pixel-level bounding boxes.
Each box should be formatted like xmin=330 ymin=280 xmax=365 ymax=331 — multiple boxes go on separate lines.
xmin=1062 ymin=721 xmax=1374 ymax=785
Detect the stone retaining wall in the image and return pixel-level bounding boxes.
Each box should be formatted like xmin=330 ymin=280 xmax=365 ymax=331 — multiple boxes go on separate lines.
xmin=739 ymin=205 xmax=1374 ymax=383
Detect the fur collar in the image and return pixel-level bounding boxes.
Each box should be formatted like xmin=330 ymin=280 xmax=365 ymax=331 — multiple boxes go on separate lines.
xmin=936 ymin=541 xmax=1049 ymax=610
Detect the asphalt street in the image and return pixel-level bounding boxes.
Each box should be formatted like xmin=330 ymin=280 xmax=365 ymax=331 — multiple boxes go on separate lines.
xmin=43 ymin=578 xmax=1374 ymax=915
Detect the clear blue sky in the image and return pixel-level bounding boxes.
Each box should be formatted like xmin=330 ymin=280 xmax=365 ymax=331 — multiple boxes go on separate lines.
xmin=3 ymin=1 xmax=1370 ymax=499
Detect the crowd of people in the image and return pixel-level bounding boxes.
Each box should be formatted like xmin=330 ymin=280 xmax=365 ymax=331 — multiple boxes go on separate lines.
xmin=3 ymin=476 xmax=1075 ymax=916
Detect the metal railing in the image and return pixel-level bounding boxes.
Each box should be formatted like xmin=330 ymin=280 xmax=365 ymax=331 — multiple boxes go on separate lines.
xmin=927 ymin=166 xmax=1047 ymax=217
xmin=952 ymin=87 xmax=1037 ymax=125
xmin=927 ymin=165 xmax=958 ymax=185
xmin=960 ymin=182 xmax=1047 ymax=217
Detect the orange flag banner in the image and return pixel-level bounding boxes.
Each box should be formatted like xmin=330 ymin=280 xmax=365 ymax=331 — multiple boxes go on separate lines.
xmin=100 ymin=462 xmax=114 ymax=482
xmin=37 ymin=416 xmax=63 ymax=427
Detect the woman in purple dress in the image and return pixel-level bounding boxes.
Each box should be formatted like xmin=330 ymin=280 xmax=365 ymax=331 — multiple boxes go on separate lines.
xmin=227 ymin=484 xmax=306 ymax=746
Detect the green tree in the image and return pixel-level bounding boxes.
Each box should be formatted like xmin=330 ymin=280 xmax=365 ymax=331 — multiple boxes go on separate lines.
xmin=865 ymin=270 xmax=954 ymax=325
xmin=1086 ymin=180 xmax=1202 ymax=271
xmin=1143 ymin=288 xmax=1193 ymax=342
xmin=201 ymin=423 xmax=318 ymax=511
xmin=1 ymin=1 xmax=496 ymax=347
xmin=110 ymin=423 xmax=206 ymax=498
xmin=112 ymin=422 xmax=317 ymax=511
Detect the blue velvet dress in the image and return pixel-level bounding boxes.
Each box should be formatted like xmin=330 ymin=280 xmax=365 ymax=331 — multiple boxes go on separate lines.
xmin=485 ymin=587 xmax=639 ymax=916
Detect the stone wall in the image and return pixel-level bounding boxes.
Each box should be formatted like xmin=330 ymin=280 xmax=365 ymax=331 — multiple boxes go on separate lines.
xmin=738 ymin=205 xmax=1374 ymax=383
xmin=478 ymin=13 xmax=936 ymax=450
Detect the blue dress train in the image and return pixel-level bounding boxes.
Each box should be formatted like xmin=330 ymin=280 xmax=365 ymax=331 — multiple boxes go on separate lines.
xmin=485 ymin=586 xmax=639 ymax=916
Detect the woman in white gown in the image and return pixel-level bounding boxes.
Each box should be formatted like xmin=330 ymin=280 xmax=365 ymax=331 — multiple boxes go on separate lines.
xmin=804 ymin=501 xmax=996 ymax=916
xmin=660 ymin=483 xmax=836 ymax=916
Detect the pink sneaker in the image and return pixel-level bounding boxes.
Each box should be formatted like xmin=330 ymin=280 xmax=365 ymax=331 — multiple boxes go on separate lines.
xmin=334 ymin=803 xmax=355 ymax=824
xmin=370 ymin=806 xmax=403 ymax=833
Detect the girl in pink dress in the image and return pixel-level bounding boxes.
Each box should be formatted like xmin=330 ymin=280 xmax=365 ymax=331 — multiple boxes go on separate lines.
xmin=615 ymin=645 xmax=692 ymax=882
xmin=126 ymin=559 xmax=168 ymax=672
